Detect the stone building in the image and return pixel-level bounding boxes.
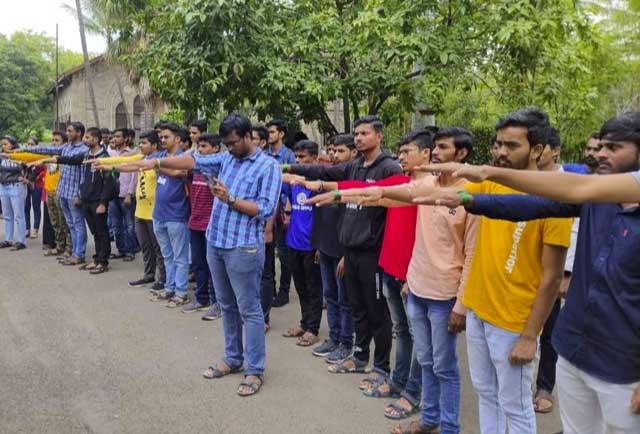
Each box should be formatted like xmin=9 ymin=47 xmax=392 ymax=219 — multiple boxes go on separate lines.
xmin=52 ymin=55 xmax=168 ymax=135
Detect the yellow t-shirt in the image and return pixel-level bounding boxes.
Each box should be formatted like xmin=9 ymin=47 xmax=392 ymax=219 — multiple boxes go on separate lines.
xmin=135 ymin=168 xmax=157 ymax=220
xmin=44 ymin=163 xmax=61 ymax=194
xmin=462 ymin=180 xmax=572 ymax=333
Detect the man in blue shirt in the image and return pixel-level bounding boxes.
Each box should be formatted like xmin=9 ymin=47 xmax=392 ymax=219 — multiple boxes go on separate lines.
xmin=137 ymin=113 xmax=281 ymax=397
xmin=280 ymin=140 xmax=323 ymax=348
xmin=266 ymin=119 xmax=296 ymax=307
xmin=24 ymin=122 xmax=89 ymax=264
xmin=415 ymin=111 xmax=640 ymax=433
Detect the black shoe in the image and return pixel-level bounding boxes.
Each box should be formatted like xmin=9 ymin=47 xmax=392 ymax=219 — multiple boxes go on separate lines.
xmin=272 ymin=292 xmax=289 ymax=308
xmin=129 ymin=277 xmax=155 ymax=287
xmin=0 ymin=241 xmax=13 ymax=249
xmin=10 ymin=243 xmax=26 ymax=251
xmin=150 ymin=281 xmax=165 ymax=293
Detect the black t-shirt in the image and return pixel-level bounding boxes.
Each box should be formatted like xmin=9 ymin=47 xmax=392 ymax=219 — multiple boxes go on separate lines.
xmin=311 ymin=203 xmax=344 ymax=258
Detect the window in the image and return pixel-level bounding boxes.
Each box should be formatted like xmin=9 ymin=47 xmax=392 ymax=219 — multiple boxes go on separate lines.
xmin=115 ymin=102 xmax=127 ymax=129
xmin=133 ymin=95 xmax=145 ymax=137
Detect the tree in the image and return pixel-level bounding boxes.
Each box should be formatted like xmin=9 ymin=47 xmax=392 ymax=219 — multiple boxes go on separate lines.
xmin=75 ymin=0 xmax=101 ymax=127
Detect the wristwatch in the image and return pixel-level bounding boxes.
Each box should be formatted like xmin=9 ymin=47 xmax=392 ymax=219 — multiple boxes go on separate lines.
xmin=227 ymin=195 xmax=237 ymax=207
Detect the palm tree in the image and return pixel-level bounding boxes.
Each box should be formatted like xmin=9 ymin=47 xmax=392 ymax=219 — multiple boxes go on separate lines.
xmin=75 ymin=0 xmax=100 ymax=127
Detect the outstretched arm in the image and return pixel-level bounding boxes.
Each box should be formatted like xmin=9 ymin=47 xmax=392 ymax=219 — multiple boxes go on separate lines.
xmin=420 ymin=162 xmax=640 ymax=204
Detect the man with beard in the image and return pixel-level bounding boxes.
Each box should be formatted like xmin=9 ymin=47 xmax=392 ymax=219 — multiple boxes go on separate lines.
xmin=563 ymin=132 xmax=600 ymax=174
xmin=418 ymin=111 xmax=640 ymax=434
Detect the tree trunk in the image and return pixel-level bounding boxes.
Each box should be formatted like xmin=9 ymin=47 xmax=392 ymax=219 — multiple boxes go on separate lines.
xmin=76 ymin=0 xmax=100 ymax=127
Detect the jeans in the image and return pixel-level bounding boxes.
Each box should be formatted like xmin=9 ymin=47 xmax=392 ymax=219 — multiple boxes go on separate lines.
xmin=289 ymin=248 xmax=323 ymax=335
xmin=24 ymin=186 xmax=42 ymax=231
xmin=82 ymin=201 xmax=111 ymax=265
xmin=275 ymin=221 xmax=291 ymax=294
xmin=109 ymin=197 xmax=137 ymax=255
xmin=344 ymin=249 xmax=392 ymax=373
xmin=153 ymin=220 xmax=189 ymax=297
xmin=261 ymin=242 xmax=276 ymax=324
xmin=59 ymin=197 xmax=87 ymax=259
xmin=207 ymin=244 xmax=266 ymax=376
xmin=466 ymin=310 xmax=537 ymax=434
xmin=319 ymin=252 xmax=353 ymax=347
xmin=557 ymin=356 xmax=640 ymax=434
xmin=47 ymin=193 xmax=70 ymax=253
xmin=384 ymin=273 xmax=422 ymax=402
xmin=536 ymin=297 xmax=561 ymax=393
xmin=407 ymin=293 xmax=460 ymax=434
xmin=0 ymin=183 xmax=27 ymax=244
xmin=190 ymin=229 xmax=215 ymax=305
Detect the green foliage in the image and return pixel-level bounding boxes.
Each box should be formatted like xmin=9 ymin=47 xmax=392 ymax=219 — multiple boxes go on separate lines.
xmin=0 ymin=32 xmax=83 ymax=141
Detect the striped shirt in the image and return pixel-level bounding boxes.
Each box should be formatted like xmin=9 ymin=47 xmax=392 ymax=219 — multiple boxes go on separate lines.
xmin=193 ymin=149 xmax=282 ymax=249
xmin=29 ymin=142 xmax=90 ymax=199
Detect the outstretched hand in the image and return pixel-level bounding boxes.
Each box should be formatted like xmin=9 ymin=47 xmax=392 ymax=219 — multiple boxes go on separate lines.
xmin=304 ymin=191 xmax=336 ymax=207
xmin=415 ymin=162 xmax=489 ymax=183
xmin=282 ymin=173 xmax=306 ymax=184
xmin=412 ymin=188 xmax=464 ymax=207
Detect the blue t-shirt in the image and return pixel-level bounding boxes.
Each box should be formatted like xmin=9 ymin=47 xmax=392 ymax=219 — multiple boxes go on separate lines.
xmin=563 ymin=163 xmax=589 ymax=174
xmin=283 ymin=183 xmax=314 ymax=251
xmin=153 ymin=149 xmax=190 ymax=223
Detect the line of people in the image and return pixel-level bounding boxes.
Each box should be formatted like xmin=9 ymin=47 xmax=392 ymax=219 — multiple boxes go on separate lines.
xmin=1 ymin=108 xmax=639 ymax=434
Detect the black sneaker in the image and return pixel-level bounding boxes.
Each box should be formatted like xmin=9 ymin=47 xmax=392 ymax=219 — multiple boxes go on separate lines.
xmin=10 ymin=243 xmax=26 ymax=251
xmin=326 ymin=344 xmax=353 ymax=364
xmin=149 ymin=281 xmax=165 ymax=294
xmin=272 ymin=292 xmax=289 ymax=308
xmin=0 ymin=241 xmax=13 ymax=249
xmin=129 ymin=277 xmax=155 ymax=287
xmin=312 ymin=339 xmax=338 ymax=357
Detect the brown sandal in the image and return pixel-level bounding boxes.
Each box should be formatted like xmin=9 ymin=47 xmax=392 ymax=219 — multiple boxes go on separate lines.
xmin=390 ymin=421 xmax=440 ymax=434
xmin=533 ymin=389 xmax=554 ymax=413
xmin=282 ymin=327 xmax=305 ymax=338
xmin=296 ymin=332 xmax=319 ymax=347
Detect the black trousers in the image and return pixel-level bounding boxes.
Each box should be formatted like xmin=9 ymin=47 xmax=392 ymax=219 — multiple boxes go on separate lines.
xmin=275 ymin=221 xmax=291 ymax=295
xmin=261 ymin=242 xmax=276 ymax=324
xmin=135 ymin=217 xmax=166 ymax=284
xmin=82 ymin=201 xmax=111 ymax=266
xmin=289 ymin=248 xmax=323 ymax=335
xmin=536 ymin=297 xmax=561 ymax=392
xmin=344 ymin=248 xmax=392 ymax=373
xmin=42 ymin=202 xmax=56 ymax=248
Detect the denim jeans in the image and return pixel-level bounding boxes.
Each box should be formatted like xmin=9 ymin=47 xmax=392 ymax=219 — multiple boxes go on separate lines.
xmin=153 ymin=220 xmax=189 ymax=297
xmin=24 ymin=186 xmax=42 ymax=231
xmin=383 ymin=273 xmax=422 ymax=401
xmin=190 ymin=229 xmax=215 ymax=305
xmin=59 ymin=196 xmax=87 ymax=259
xmin=466 ymin=310 xmax=537 ymax=434
xmin=0 ymin=183 xmax=27 ymax=244
xmin=207 ymin=244 xmax=266 ymax=376
xmin=319 ymin=252 xmax=353 ymax=347
xmin=109 ymin=197 xmax=137 ymax=255
xmin=407 ymin=293 xmax=460 ymax=434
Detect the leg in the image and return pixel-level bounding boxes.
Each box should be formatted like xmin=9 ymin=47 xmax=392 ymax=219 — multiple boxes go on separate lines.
xmin=190 ymin=229 xmax=211 ymax=305
xmin=55 ymin=196 xmax=71 ymax=253
xmin=94 ymin=205 xmax=111 ymax=265
xmin=260 ymin=242 xmax=276 ymax=324
xmin=289 ymin=249 xmax=310 ymax=331
xmin=384 ymin=273 xmax=412 ymax=391
xmin=303 ymin=251 xmax=323 ymax=336
xmin=275 ymin=221 xmax=291 ymax=295
xmin=147 ymin=219 xmax=165 ymax=284
xmin=24 ymin=188 xmax=32 ymax=232
xmin=337 ymin=267 xmax=354 ymax=348
xmin=136 ymin=218 xmax=156 ymax=280
xmin=167 ymin=222 xmax=190 ymax=297
xmin=59 ymin=197 xmax=76 ymax=254
xmin=207 ymin=246 xmax=244 ymax=370
xmin=123 ymin=198 xmax=137 ymax=255
xmin=42 ymin=202 xmax=55 ymax=247
xmin=344 ymin=250 xmax=371 ymax=365
xmin=69 ymin=200 xmax=86 ymax=259
xmin=0 ymin=187 xmax=15 ymax=242
xmin=47 ymin=194 xmax=63 ymax=249
xmin=9 ymin=185 xmax=28 ymax=245
xmin=556 ymin=356 xmax=605 ymax=434
xmin=224 ymin=245 xmax=266 ymax=377
xmin=82 ymin=203 xmax=99 ymax=262
xmin=109 ymin=198 xmax=125 ymax=255
xmin=590 ymin=370 xmax=640 ymax=433
xmin=536 ymin=298 xmax=561 ymax=395
xmin=465 ymin=311 xmax=506 ymax=434
xmin=31 ymin=187 xmax=42 ymax=231
xmin=153 ymin=221 xmax=176 ymax=293
xmin=362 ymin=258 xmax=392 ymax=374
xmin=320 ymin=253 xmax=340 ymax=346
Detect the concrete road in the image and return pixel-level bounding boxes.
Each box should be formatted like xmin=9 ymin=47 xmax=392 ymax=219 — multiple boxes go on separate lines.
xmin=0 ymin=233 xmax=562 ymax=434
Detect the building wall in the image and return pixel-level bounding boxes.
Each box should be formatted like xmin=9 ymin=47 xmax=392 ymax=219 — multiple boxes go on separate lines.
xmin=55 ymin=60 xmax=167 ymax=134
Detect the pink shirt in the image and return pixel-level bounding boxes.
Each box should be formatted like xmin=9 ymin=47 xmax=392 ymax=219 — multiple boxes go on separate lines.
xmin=406 ymin=175 xmax=479 ymax=314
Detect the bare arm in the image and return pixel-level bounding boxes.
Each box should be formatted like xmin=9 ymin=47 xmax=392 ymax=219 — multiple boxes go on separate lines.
xmin=509 ymin=243 xmax=567 ymax=365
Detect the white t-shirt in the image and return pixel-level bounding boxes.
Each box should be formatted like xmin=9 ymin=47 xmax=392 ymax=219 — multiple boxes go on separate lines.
xmin=559 ymin=165 xmax=579 ymax=272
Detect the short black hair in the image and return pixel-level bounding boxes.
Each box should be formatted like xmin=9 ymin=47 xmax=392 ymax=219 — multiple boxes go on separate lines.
xmin=52 ymin=130 xmax=68 ymax=142
xmin=100 ymin=128 xmax=111 ymax=136
xmin=547 ymin=127 xmax=562 ymax=149
xmin=434 ymin=127 xmax=475 ymax=160
xmin=495 ymin=107 xmax=550 ymax=148
xmin=69 ymin=121 xmax=85 ymax=137
xmin=332 ymin=133 xmax=355 ymax=150
xmin=293 ymin=140 xmax=319 ymax=156
xmin=397 ymin=130 xmax=433 ymax=151
xmin=191 ymin=119 xmax=208 ymax=133
xmin=159 ymin=122 xmax=183 ymax=136
xmin=219 ymin=112 xmax=252 ymax=138
xmin=139 ymin=130 xmax=159 ymax=145
xmin=266 ymin=119 xmax=287 ymax=135
xmin=2 ymin=135 xmax=18 ymax=148
xmin=28 ymin=136 xmax=39 ymax=145
xmin=589 ymin=131 xmax=600 ymax=140
xmin=353 ymin=115 xmax=384 ymax=133
xmin=252 ymin=125 xmax=269 ymax=143
xmin=599 ymin=111 xmax=640 ymax=148
xmin=126 ymin=128 xmax=136 ymax=139
xmin=113 ymin=127 xmax=128 ymax=136
xmin=177 ymin=127 xmax=190 ymax=145
xmin=154 ymin=120 xmax=168 ymax=129
xmin=199 ymin=133 xmax=222 ymax=148
xmin=86 ymin=127 xmax=102 ymax=142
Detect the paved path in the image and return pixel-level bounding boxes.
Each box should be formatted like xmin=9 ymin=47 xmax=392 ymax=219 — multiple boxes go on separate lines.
xmin=0 ymin=231 xmax=562 ymax=433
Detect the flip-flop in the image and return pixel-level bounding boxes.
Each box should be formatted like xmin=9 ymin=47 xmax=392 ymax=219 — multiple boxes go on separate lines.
xmin=384 ymin=399 xmax=421 ymax=420
xmin=533 ymin=390 xmax=554 ymax=413
xmin=327 ymin=357 xmax=367 ymax=374
xmin=237 ymin=375 xmax=263 ymax=397
xmin=203 ymin=362 xmax=244 ymax=379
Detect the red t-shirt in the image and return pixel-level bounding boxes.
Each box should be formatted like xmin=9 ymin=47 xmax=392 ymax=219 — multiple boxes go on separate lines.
xmin=337 ymin=174 xmax=416 ymax=281
xmin=188 ymin=173 xmax=214 ymax=231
